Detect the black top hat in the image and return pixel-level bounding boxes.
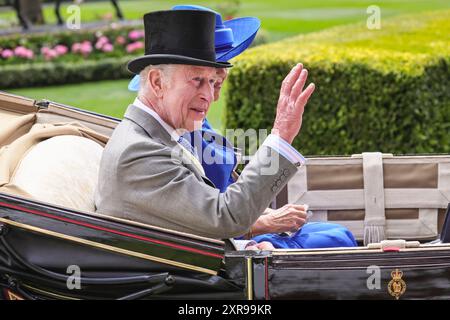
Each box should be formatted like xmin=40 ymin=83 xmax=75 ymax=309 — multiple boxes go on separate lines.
xmin=127 ymin=10 xmax=232 ymax=74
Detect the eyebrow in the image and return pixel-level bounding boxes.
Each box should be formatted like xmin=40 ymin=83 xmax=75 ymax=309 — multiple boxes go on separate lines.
xmin=186 ymin=67 xmax=218 ymax=79
xmin=188 ymin=73 xmax=220 ymax=83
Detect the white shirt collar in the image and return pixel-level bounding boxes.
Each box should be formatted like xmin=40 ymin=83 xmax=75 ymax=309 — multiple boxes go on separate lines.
xmin=132 ymin=97 xmax=205 ymax=175
xmin=133 ymin=97 xmax=181 ymax=142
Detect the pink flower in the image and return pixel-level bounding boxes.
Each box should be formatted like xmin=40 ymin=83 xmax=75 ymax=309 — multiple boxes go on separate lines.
xmin=126 ymin=41 xmax=144 ymax=53
xmin=128 ymin=30 xmax=144 ymax=41
xmin=134 ymin=41 xmax=144 ymax=49
xmin=41 ymin=46 xmax=50 ymax=55
xmin=102 ymin=43 xmax=114 ymax=52
xmin=115 ymin=36 xmax=126 ymax=45
xmin=1 ymin=49 xmax=14 ymax=59
xmin=54 ymin=45 xmax=68 ymax=55
xmin=72 ymin=41 xmax=93 ymax=56
xmin=97 ymin=35 xmax=109 ymax=43
xmin=71 ymin=42 xmax=82 ymax=53
xmin=12 ymin=46 xmax=33 ymax=59
xmin=80 ymin=41 xmax=93 ymax=56
xmin=24 ymin=49 xmax=34 ymax=59
xmin=14 ymin=46 xmax=26 ymax=55
xmin=44 ymin=49 xmax=57 ymax=61
xmin=95 ymin=36 xmax=109 ymax=50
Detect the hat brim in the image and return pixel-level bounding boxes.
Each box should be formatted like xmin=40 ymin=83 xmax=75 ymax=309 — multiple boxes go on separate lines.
xmin=127 ymin=54 xmax=232 ymax=74
xmin=128 ymin=17 xmax=260 ymax=91
xmin=216 ymin=17 xmax=260 ymax=62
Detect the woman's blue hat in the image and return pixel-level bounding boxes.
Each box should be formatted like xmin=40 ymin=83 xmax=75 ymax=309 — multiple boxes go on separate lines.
xmin=128 ymin=5 xmax=260 ymax=91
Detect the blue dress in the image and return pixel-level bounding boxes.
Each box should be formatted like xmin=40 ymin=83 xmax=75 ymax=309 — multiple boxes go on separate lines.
xmin=188 ymin=120 xmax=236 ymax=193
xmin=190 ymin=119 xmax=357 ymax=249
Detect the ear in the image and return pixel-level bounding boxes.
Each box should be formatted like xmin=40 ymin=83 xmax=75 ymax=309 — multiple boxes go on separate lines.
xmin=147 ymin=69 xmax=164 ymax=98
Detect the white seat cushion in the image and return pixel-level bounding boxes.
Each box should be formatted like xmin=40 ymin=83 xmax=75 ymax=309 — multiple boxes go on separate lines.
xmin=12 ymin=135 xmax=103 ymax=212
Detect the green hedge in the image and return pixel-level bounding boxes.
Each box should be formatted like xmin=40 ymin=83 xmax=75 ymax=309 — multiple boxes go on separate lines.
xmin=0 ymin=56 xmax=132 ymax=89
xmin=225 ymin=10 xmax=450 ymax=155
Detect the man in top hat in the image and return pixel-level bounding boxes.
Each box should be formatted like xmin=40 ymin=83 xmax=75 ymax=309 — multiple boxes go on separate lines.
xmin=95 ymin=9 xmax=315 ymax=247
xmin=126 ymin=6 xmax=314 ymax=246
xmin=124 ymin=6 xmax=356 ymax=250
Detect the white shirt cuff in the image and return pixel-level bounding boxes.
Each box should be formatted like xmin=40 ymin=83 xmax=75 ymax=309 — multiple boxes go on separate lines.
xmin=262 ymin=134 xmax=306 ymax=166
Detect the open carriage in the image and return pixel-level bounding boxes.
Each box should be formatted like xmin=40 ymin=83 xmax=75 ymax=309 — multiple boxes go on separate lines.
xmin=0 ymin=91 xmax=449 ymax=300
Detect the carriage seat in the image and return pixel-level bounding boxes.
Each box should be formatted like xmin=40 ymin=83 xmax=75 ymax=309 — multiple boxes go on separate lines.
xmin=12 ymin=135 xmax=104 ymax=212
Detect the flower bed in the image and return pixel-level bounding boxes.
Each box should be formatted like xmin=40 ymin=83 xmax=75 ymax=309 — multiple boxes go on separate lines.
xmin=0 ymin=24 xmax=146 ymax=88
xmin=0 ymin=26 xmax=144 ymax=65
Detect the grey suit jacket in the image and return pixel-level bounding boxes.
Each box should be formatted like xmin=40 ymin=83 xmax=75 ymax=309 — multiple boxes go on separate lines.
xmin=95 ymin=104 xmax=299 ymax=239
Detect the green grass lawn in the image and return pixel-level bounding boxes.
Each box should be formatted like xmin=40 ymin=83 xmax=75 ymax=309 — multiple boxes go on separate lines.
xmin=3 ymin=0 xmax=449 ymax=130
xmin=0 ymin=0 xmax=448 ymax=40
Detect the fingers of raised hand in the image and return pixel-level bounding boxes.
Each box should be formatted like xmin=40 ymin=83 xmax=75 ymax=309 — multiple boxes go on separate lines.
xmin=290 ymin=69 xmax=308 ymax=102
xmin=295 ymin=82 xmax=315 ymax=108
xmin=280 ymin=63 xmax=303 ymax=96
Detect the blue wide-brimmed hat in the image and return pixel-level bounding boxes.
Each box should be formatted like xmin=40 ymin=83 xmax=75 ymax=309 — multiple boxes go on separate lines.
xmin=128 ymin=5 xmax=260 ymax=91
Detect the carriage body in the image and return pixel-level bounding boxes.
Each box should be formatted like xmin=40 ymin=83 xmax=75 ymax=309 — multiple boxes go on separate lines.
xmin=0 ymin=91 xmax=449 ymax=300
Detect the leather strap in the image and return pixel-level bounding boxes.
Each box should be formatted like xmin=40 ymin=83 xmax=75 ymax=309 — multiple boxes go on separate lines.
xmin=362 ymin=152 xmax=386 ymax=244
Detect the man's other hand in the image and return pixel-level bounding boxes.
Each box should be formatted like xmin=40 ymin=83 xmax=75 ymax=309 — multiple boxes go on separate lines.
xmin=245 ymin=241 xmax=275 ymax=250
xmin=272 ymin=63 xmax=315 ymax=144
xmin=251 ymin=204 xmax=308 ymax=235
xmin=262 ymin=204 xmax=307 ymax=233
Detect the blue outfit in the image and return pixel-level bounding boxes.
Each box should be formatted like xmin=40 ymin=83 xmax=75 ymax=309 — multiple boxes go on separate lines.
xmin=188 ymin=120 xmax=236 ymax=192
xmin=252 ymin=222 xmax=357 ymax=249
xmin=191 ymin=119 xmax=357 ymax=249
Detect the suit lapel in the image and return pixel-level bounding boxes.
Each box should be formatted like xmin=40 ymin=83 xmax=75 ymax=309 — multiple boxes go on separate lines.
xmin=124 ymin=104 xmax=176 ymax=148
xmin=123 ymin=104 xmax=216 ymax=188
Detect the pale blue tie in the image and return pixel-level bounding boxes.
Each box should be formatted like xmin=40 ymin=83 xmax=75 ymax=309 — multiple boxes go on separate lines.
xmin=177 ymin=134 xmax=199 ymax=161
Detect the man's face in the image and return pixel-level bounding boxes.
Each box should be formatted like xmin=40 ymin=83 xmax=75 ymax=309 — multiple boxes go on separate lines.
xmin=214 ymin=68 xmax=229 ymax=101
xmin=161 ymin=65 xmax=218 ymax=131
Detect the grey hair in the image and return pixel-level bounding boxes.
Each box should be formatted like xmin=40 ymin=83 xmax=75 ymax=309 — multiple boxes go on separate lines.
xmin=138 ymin=64 xmax=176 ymax=96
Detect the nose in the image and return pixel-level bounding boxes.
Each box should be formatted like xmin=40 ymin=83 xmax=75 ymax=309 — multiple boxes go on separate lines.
xmin=199 ymin=80 xmax=214 ymax=104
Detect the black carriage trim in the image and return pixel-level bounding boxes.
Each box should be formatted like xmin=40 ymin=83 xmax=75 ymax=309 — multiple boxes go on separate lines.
xmin=0 ymin=193 xmax=225 ymax=275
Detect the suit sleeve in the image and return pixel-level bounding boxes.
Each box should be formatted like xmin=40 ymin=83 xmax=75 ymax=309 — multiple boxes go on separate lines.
xmin=117 ymin=141 xmax=299 ymax=239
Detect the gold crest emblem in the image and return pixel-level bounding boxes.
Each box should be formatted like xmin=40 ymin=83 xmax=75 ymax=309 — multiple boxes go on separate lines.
xmin=388 ymin=269 xmax=406 ymax=299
